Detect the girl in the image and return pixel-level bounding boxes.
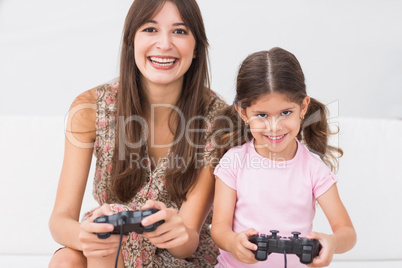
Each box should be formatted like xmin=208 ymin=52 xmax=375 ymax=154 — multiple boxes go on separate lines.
xmin=210 ymin=47 xmax=356 ymax=267
xmin=48 ymin=0 xmax=226 ymax=267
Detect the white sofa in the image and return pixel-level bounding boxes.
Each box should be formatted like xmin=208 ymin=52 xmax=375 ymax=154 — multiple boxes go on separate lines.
xmin=1 ymin=115 xmax=401 ymax=267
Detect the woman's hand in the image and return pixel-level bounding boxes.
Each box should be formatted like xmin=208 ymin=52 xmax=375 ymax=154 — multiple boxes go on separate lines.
xmin=140 ymin=200 xmax=190 ymax=249
xmin=306 ymin=231 xmax=335 ymax=267
xmin=228 ymin=228 xmax=259 ymax=264
xmin=79 ymin=204 xmax=129 ymax=258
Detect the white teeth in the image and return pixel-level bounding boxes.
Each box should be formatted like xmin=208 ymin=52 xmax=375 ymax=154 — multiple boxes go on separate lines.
xmin=267 ymin=134 xmax=285 ymax=140
xmin=149 ymin=57 xmax=176 ymax=66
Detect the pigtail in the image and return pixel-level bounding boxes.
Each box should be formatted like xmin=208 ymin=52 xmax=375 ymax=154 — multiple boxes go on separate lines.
xmin=210 ymin=105 xmax=252 ymax=168
xmin=298 ymin=97 xmax=343 ymax=172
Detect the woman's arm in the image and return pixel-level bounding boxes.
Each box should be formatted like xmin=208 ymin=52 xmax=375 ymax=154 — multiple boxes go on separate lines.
xmin=308 ymin=184 xmax=357 ymax=267
xmin=49 ymin=90 xmax=97 ymax=250
xmin=210 ymin=177 xmax=258 ymax=264
xmin=141 ymin=165 xmax=216 ymax=258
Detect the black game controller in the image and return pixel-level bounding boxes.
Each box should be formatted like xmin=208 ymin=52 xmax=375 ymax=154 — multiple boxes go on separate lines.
xmin=249 ymin=230 xmax=322 ymax=264
xmin=94 ymin=208 xmax=164 ymax=239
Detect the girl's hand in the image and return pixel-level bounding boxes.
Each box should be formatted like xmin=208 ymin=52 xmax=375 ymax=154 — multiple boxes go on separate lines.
xmin=306 ymin=231 xmax=336 ymax=267
xmin=228 ymin=228 xmax=259 ymax=264
xmin=140 ymin=200 xmax=190 ymax=249
xmin=79 ymin=204 xmax=129 ymax=258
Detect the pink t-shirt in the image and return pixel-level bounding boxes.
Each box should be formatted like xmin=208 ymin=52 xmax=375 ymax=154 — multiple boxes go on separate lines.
xmin=213 ymin=139 xmax=337 ymax=268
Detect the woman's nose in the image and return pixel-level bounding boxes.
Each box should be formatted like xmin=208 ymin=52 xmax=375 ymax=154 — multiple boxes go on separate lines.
xmin=156 ymin=32 xmax=173 ymax=50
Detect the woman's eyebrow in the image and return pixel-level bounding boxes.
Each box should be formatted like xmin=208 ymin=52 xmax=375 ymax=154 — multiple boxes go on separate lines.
xmin=144 ymin=20 xmax=187 ymax=27
xmin=173 ymin=22 xmax=187 ymax=27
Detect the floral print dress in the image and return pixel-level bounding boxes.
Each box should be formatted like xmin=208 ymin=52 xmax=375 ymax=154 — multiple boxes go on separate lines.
xmin=87 ymin=80 xmax=226 ymax=267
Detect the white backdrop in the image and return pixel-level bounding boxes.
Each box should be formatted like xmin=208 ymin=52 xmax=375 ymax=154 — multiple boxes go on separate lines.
xmin=1 ymin=0 xmax=402 ymax=119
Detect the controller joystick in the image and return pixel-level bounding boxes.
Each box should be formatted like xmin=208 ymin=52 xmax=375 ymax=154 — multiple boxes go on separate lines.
xmin=94 ymin=208 xmax=164 ymax=239
xmin=249 ymin=230 xmax=322 ymax=264
xmin=291 ymin=231 xmax=301 ymax=239
xmin=270 ymin=230 xmax=280 ymax=238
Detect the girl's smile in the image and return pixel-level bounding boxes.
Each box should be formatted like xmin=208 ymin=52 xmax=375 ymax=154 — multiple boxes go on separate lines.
xmin=264 ymin=133 xmax=288 ymax=143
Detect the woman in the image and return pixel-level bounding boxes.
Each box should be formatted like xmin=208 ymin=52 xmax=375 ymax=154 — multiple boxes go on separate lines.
xmin=48 ymin=0 xmax=226 ymax=267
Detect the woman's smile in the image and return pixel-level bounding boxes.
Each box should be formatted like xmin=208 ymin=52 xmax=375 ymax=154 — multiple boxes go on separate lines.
xmin=148 ymin=56 xmax=179 ymax=69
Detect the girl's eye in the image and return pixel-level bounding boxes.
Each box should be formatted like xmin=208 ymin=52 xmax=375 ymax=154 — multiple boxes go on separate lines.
xmin=281 ymin=111 xmax=292 ymax=116
xmin=174 ymin=29 xmax=188 ymax=35
xmin=257 ymin=114 xmax=268 ymax=119
xmin=143 ymin=27 xmax=156 ymax=33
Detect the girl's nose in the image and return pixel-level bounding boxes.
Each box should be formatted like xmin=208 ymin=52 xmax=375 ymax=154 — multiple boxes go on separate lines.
xmin=269 ymin=117 xmax=283 ymax=132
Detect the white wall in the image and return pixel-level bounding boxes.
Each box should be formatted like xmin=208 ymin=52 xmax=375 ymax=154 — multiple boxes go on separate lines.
xmin=1 ymin=0 xmax=401 ymax=119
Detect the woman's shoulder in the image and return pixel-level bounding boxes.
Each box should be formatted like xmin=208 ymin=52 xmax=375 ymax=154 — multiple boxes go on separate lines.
xmin=205 ymin=89 xmax=228 ymax=118
xmin=71 ymin=78 xmax=119 ymax=114
xmin=66 ymin=88 xmax=97 ymax=143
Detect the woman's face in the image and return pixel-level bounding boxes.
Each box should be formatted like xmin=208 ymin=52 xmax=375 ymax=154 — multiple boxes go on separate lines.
xmin=134 ymin=1 xmax=196 ymax=89
xmin=237 ymin=92 xmax=310 ymax=160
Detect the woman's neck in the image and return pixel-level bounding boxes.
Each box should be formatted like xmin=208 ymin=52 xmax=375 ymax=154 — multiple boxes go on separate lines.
xmin=142 ymin=79 xmax=183 ymax=125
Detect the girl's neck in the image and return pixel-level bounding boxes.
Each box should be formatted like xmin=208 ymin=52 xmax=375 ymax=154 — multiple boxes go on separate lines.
xmin=254 ymin=139 xmax=298 ymax=161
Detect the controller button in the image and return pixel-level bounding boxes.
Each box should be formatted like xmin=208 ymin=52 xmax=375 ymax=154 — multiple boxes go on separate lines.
xmin=303 ymin=245 xmax=313 ymax=251
xmin=257 ymin=242 xmax=267 ymax=248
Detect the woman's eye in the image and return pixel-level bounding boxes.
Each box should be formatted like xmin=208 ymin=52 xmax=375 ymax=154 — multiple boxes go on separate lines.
xmin=174 ymin=29 xmax=188 ymax=35
xmin=257 ymin=114 xmax=268 ymax=119
xmin=143 ymin=27 xmax=156 ymax=33
xmin=281 ymin=111 xmax=292 ymax=116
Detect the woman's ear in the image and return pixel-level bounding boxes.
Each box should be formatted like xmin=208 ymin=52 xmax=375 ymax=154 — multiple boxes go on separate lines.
xmin=234 ymin=105 xmax=249 ymax=123
xmin=300 ymin=96 xmax=310 ymax=118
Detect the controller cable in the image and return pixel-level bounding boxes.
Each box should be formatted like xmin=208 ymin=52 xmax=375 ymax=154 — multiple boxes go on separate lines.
xmin=283 ymin=249 xmax=287 ymax=268
xmin=115 ymin=217 xmax=126 ymax=268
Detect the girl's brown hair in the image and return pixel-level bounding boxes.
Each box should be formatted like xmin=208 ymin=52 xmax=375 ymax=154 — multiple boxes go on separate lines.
xmin=112 ymin=0 xmax=210 ymax=205
xmin=212 ymin=47 xmax=342 ymax=172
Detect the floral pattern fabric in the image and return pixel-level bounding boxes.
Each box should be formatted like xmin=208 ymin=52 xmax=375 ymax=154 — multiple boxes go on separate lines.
xmin=90 ymin=80 xmax=227 ymax=267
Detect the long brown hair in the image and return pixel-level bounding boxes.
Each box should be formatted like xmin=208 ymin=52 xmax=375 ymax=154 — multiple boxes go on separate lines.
xmin=112 ymin=0 xmax=210 ymax=205
xmin=212 ymin=47 xmax=342 ymax=172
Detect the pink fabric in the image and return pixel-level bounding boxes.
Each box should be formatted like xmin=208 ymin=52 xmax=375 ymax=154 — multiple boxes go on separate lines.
xmin=213 ymin=139 xmax=337 ymax=268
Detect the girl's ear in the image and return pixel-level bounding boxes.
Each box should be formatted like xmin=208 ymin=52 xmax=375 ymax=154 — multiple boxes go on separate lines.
xmin=300 ymin=96 xmax=310 ymax=118
xmin=234 ymin=105 xmax=249 ymax=123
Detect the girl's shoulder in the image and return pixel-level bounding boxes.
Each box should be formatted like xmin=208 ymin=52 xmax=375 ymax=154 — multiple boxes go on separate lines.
xmin=221 ymin=141 xmax=251 ymax=161
xmin=298 ymin=141 xmax=332 ymax=173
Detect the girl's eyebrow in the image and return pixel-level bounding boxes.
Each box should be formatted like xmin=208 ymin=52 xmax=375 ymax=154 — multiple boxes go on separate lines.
xmin=252 ymin=107 xmax=296 ymax=114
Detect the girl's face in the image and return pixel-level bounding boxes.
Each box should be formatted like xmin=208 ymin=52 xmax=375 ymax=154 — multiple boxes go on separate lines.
xmin=237 ymin=92 xmax=310 ymax=160
xmin=134 ymin=1 xmax=196 ymax=89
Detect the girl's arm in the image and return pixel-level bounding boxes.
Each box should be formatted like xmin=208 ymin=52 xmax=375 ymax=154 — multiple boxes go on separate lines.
xmin=141 ymin=165 xmax=216 ymax=258
xmin=210 ymin=177 xmax=258 ymax=264
xmin=308 ymin=184 xmax=357 ymax=267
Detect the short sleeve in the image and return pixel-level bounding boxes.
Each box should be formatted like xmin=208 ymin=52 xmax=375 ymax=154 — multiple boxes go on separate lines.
xmin=202 ymin=92 xmax=228 ymax=167
xmin=213 ymin=150 xmax=238 ymax=190
xmin=312 ymin=160 xmax=338 ymax=199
